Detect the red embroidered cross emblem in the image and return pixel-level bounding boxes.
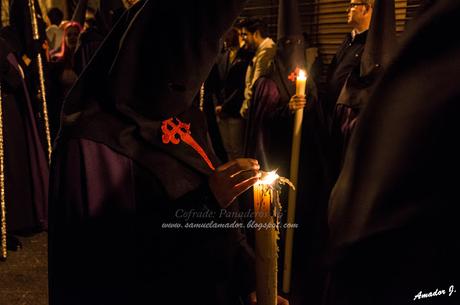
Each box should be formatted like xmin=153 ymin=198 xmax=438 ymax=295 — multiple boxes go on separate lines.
xmin=161 ymin=117 xmax=215 ymax=170
xmin=288 ymin=67 xmax=301 ymax=83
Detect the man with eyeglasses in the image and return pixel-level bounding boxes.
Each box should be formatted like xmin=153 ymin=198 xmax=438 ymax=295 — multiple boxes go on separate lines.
xmin=322 ymin=0 xmax=374 ymax=185
xmin=325 ymin=1 xmax=460 ymax=305
xmin=324 ymin=0 xmax=374 ymax=115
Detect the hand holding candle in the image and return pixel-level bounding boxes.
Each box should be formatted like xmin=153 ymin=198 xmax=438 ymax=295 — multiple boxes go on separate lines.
xmin=209 ymin=158 xmax=260 ymax=208
xmin=288 ymin=95 xmax=307 ymax=112
xmin=289 ymin=69 xmax=307 ymax=112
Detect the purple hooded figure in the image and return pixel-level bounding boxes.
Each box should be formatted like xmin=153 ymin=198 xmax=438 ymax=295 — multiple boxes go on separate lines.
xmin=0 ymin=36 xmax=48 ymax=253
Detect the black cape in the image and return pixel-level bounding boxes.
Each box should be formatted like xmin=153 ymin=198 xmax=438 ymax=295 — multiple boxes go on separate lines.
xmin=49 ymin=1 xmax=255 ymax=305
xmin=1 ymin=38 xmax=48 ymax=233
xmin=326 ymin=1 xmax=460 ymax=304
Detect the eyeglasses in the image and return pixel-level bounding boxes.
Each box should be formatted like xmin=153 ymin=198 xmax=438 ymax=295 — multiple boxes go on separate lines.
xmin=347 ymin=2 xmax=368 ymax=9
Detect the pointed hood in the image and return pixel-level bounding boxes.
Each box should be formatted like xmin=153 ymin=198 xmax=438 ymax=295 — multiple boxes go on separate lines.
xmin=71 ymin=0 xmax=89 ymax=27
xmin=105 ymin=0 xmax=245 ymax=120
xmin=98 ymin=0 xmax=124 ymax=34
xmin=9 ymin=0 xmax=46 ymax=57
xmin=60 ymin=0 xmax=248 ymax=198
xmin=277 ymin=0 xmax=302 ymax=41
xmin=271 ymin=0 xmax=306 ymax=104
xmin=360 ymin=0 xmax=397 ymax=76
xmin=337 ymin=0 xmax=396 ymax=108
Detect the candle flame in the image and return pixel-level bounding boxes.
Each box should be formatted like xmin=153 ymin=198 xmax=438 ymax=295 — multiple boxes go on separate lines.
xmin=297 ymin=69 xmax=307 ymax=80
xmin=257 ymin=170 xmax=279 ymax=185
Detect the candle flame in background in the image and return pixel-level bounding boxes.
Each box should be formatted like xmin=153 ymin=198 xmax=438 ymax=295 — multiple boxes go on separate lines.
xmin=257 ymin=170 xmax=280 ymax=185
xmin=297 ymin=69 xmax=307 ymax=80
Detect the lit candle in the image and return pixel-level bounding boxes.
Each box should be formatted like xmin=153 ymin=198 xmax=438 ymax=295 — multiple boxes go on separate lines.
xmin=295 ymin=69 xmax=307 ymax=97
xmin=253 ymin=171 xmax=280 ymax=305
xmin=283 ymin=68 xmax=307 ymax=293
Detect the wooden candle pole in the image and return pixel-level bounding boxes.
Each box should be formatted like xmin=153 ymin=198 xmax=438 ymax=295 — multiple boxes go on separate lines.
xmin=0 ymin=84 xmax=7 ymax=260
xmin=282 ymin=69 xmax=306 ymax=293
xmin=28 ymin=0 xmax=52 ymax=163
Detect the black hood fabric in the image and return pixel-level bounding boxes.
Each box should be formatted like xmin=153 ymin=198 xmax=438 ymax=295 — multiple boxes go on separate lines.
xmin=97 ymin=0 xmax=125 ymax=35
xmin=270 ymin=0 xmax=306 ymax=106
xmin=59 ymin=0 xmax=247 ymax=198
xmin=336 ymin=0 xmax=396 ymax=109
xmin=9 ymin=0 xmax=46 ymax=57
xmin=329 ymin=0 xmax=460 ymax=259
xmin=71 ymin=0 xmax=89 ymax=26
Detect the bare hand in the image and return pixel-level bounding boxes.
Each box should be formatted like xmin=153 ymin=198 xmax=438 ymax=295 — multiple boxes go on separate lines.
xmin=288 ymin=95 xmax=307 ymax=112
xmin=248 ymin=292 xmax=289 ymax=305
xmin=209 ymin=158 xmax=260 ymax=208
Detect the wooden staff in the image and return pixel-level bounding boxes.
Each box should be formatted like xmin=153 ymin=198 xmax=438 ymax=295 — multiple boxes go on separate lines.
xmin=28 ymin=0 xmax=52 ymax=162
xmin=282 ymin=70 xmax=306 ymax=293
xmin=199 ymin=83 xmax=205 ymax=112
xmin=0 ymin=84 xmax=7 ymax=260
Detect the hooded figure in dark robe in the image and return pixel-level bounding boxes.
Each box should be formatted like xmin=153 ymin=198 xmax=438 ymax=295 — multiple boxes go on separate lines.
xmin=325 ymin=0 xmax=460 ymax=304
xmin=0 ymin=37 xmax=48 ymax=250
xmin=8 ymin=0 xmax=46 ymax=60
xmin=240 ymin=0 xmax=308 ymax=248
xmin=73 ymin=0 xmax=127 ymax=74
xmin=48 ymin=1 xmax=277 ymax=305
xmin=243 ymin=0 xmax=310 ymax=178
xmin=8 ymin=0 xmax=47 ymax=94
xmin=241 ymin=2 xmax=330 ymax=304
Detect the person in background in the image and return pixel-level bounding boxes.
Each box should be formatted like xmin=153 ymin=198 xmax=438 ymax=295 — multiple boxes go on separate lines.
xmin=50 ymin=21 xmax=81 ymax=62
xmin=239 ymin=17 xmax=276 ymax=119
xmin=205 ymin=26 xmax=253 ymax=161
xmin=319 ymin=0 xmax=374 ymax=192
xmin=323 ymin=0 xmax=374 ymax=117
xmin=46 ymin=7 xmax=64 ymax=51
xmin=48 ymin=21 xmax=82 ymax=141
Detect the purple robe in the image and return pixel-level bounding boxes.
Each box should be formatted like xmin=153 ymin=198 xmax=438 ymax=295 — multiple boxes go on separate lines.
xmin=243 ymin=77 xmax=291 ymax=175
xmin=3 ymin=51 xmax=48 ymax=232
xmin=49 ymin=138 xmax=255 ymax=305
